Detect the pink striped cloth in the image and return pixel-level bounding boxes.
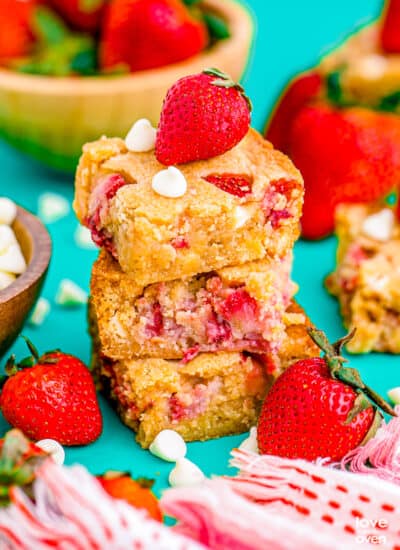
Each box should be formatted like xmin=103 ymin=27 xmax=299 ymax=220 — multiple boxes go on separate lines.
xmin=162 ymin=449 xmax=400 ymax=549
xmin=0 ymin=460 xmax=206 ymax=550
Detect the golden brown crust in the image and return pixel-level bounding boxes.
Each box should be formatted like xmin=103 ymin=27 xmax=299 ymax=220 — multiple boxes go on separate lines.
xmin=74 ymin=129 xmax=303 ymax=286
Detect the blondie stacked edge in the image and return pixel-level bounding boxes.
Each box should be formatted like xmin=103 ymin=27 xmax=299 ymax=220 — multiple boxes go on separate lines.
xmin=74 ymin=128 xmax=319 ymax=448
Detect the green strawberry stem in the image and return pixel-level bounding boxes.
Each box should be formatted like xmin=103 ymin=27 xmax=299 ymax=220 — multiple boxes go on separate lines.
xmin=307 ymin=328 xmax=396 ymax=420
xmin=0 ymin=430 xmax=48 ymax=506
xmin=203 ymin=68 xmax=252 ymax=112
xmin=2 ymin=337 xmax=61 ymax=383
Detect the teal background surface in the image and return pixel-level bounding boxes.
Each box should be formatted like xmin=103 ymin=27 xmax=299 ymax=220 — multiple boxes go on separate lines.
xmin=0 ymin=0 xmax=395 ymax=496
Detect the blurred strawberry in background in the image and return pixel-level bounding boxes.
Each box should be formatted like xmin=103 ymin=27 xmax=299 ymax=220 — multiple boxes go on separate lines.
xmin=100 ymin=0 xmax=209 ymax=72
xmin=287 ymin=103 xmax=400 ymax=239
xmin=0 ymin=0 xmax=38 ymax=61
xmin=380 ymin=0 xmax=400 ymax=53
xmin=47 ymin=0 xmax=106 ymax=32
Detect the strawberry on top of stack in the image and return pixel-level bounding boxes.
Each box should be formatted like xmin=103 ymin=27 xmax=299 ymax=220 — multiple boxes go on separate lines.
xmin=265 ymin=0 xmax=400 ymax=240
xmin=0 ymin=0 xmax=229 ymax=77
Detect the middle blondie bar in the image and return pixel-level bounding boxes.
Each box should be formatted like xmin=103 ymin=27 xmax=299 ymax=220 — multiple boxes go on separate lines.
xmin=91 ymin=250 xmax=296 ymax=361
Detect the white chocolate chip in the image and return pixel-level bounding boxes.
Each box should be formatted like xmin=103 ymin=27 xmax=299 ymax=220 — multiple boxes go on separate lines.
xmin=168 ymin=458 xmax=205 ymax=487
xmin=0 ymin=244 xmax=27 ymax=274
xmin=234 ymin=205 xmax=253 ymax=229
xmin=238 ymin=426 xmax=259 ymax=453
xmin=55 ymin=279 xmax=88 ymax=307
xmin=28 ymin=297 xmax=51 ymax=326
xmin=356 ymin=54 xmax=388 ymax=80
xmin=149 ymin=429 xmax=187 ymax=462
xmin=74 ymin=225 xmax=97 ymax=250
xmin=388 ymin=387 xmax=400 ymax=405
xmin=0 ymin=271 xmax=16 ymax=290
xmin=38 ymin=192 xmax=70 ymax=224
xmin=125 ymin=119 xmax=157 ymax=152
xmin=152 ymin=167 xmax=187 ymax=198
xmin=362 ymin=209 xmax=394 ymax=242
xmin=36 ymin=439 xmax=65 ymax=465
xmin=0 ymin=225 xmax=18 ymax=253
xmin=0 ymin=198 xmax=17 ymax=225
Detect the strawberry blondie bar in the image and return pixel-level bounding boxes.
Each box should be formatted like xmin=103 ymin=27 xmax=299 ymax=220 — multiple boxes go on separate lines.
xmin=320 ymin=22 xmax=400 ymax=110
xmin=326 ymin=203 xmax=400 ymax=353
xmin=90 ymin=250 xmax=296 ymax=361
xmin=74 ymin=129 xmax=303 ymax=286
xmin=90 ymin=302 xmax=318 ymax=448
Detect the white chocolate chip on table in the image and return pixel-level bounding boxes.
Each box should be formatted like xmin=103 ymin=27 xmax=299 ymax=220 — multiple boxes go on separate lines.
xmin=55 ymin=279 xmax=88 ymax=307
xmin=36 ymin=439 xmax=65 ymax=465
xmin=388 ymin=387 xmax=400 ymax=405
xmin=28 ymin=297 xmax=51 ymax=327
xmin=74 ymin=225 xmax=97 ymax=250
xmin=125 ymin=119 xmax=157 ymax=152
xmin=38 ymin=192 xmax=70 ymax=224
xmin=152 ymin=167 xmax=187 ymax=198
xmin=149 ymin=429 xmax=187 ymax=462
xmin=168 ymin=458 xmax=205 ymax=488
xmin=238 ymin=426 xmax=259 ymax=453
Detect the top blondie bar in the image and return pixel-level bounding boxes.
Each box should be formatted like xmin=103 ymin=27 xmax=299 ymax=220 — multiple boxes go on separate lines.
xmin=74 ymin=128 xmax=303 ymax=286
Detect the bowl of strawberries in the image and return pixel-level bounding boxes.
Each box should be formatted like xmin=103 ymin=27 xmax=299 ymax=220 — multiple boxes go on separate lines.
xmin=0 ymin=0 xmax=253 ymax=172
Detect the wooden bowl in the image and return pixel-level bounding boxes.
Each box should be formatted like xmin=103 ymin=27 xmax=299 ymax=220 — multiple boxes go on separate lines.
xmin=0 ymin=207 xmax=51 ymax=358
xmin=0 ymin=0 xmax=254 ymax=172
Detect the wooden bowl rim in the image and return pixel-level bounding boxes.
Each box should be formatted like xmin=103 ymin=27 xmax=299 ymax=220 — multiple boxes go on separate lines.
xmin=0 ymin=0 xmax=253 ymax=95
xmin=0 ymin=206 xmax=52 ymax=304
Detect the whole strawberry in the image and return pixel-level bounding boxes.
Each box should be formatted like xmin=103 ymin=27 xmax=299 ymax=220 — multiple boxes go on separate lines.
xmin=98 ymin=472 xmax=162 ymax=521
xmin=257 ymin=328 xmax=396 ymax=461
xmin=156 ymin=68 xmax=251 ymax=165
xmin=287 ymin=103 xmax=400 ymax=239
xmin=100 ymin=0 xmax=208 ymax=72
xmin=0 ymin=340 xmax=102 ymax=446
xmin=0 ymin=0 xmax=37 ymax=61
xmin=380 ymin=0 xmax=400 ymax=53
xmin=265 ymin=70 xmax=323 ymax=152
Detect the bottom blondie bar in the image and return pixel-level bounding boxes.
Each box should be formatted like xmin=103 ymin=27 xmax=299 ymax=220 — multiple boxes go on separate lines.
xmin=326 ymin=203 xmax=400 ymax=353
xmin=91 ymin=302 xmax=318 ymax=448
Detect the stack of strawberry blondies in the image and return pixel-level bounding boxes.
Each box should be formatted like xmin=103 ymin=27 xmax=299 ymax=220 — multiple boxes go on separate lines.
xmin=73 ymin=70 xmax=318 ymax=448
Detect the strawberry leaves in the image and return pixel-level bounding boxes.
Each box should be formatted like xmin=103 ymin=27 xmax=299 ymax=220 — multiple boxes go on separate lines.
xmin=307 ymin=328 xmax=396 ymax=419
xmin=0 ymin=430 xmax=48 ymax=506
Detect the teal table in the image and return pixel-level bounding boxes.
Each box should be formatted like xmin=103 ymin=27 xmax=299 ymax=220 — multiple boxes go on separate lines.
xmin=1 ymin=0 xmax=395 ymax=496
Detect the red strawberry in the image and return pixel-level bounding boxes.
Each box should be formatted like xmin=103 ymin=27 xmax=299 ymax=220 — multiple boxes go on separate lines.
xmin=287 ymin=103 xmax=400 ymax=239
xmin=98 ymin=472 xmax=162 ymax=521
xmin=156 ymin=69 xmax=251 ymax=165
xmin=0 ymin=340 xmax=102 ymax=446
xmin=202 ymin=174 xmax=252 ymax=197
xmin=380 ymin=0 xmax=400 ymax=53
xmin=257 ymin=328 xmax=396 ymax=461
xmin=47 ymin=0 xmax=106 ymax=32
xmin=0 ymin=0 xmax=37 ymax=61
xmin=100 ymin=0 xmax=208 ymax=72
xmin=265 ymin=71 xmax=323 ymax=152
